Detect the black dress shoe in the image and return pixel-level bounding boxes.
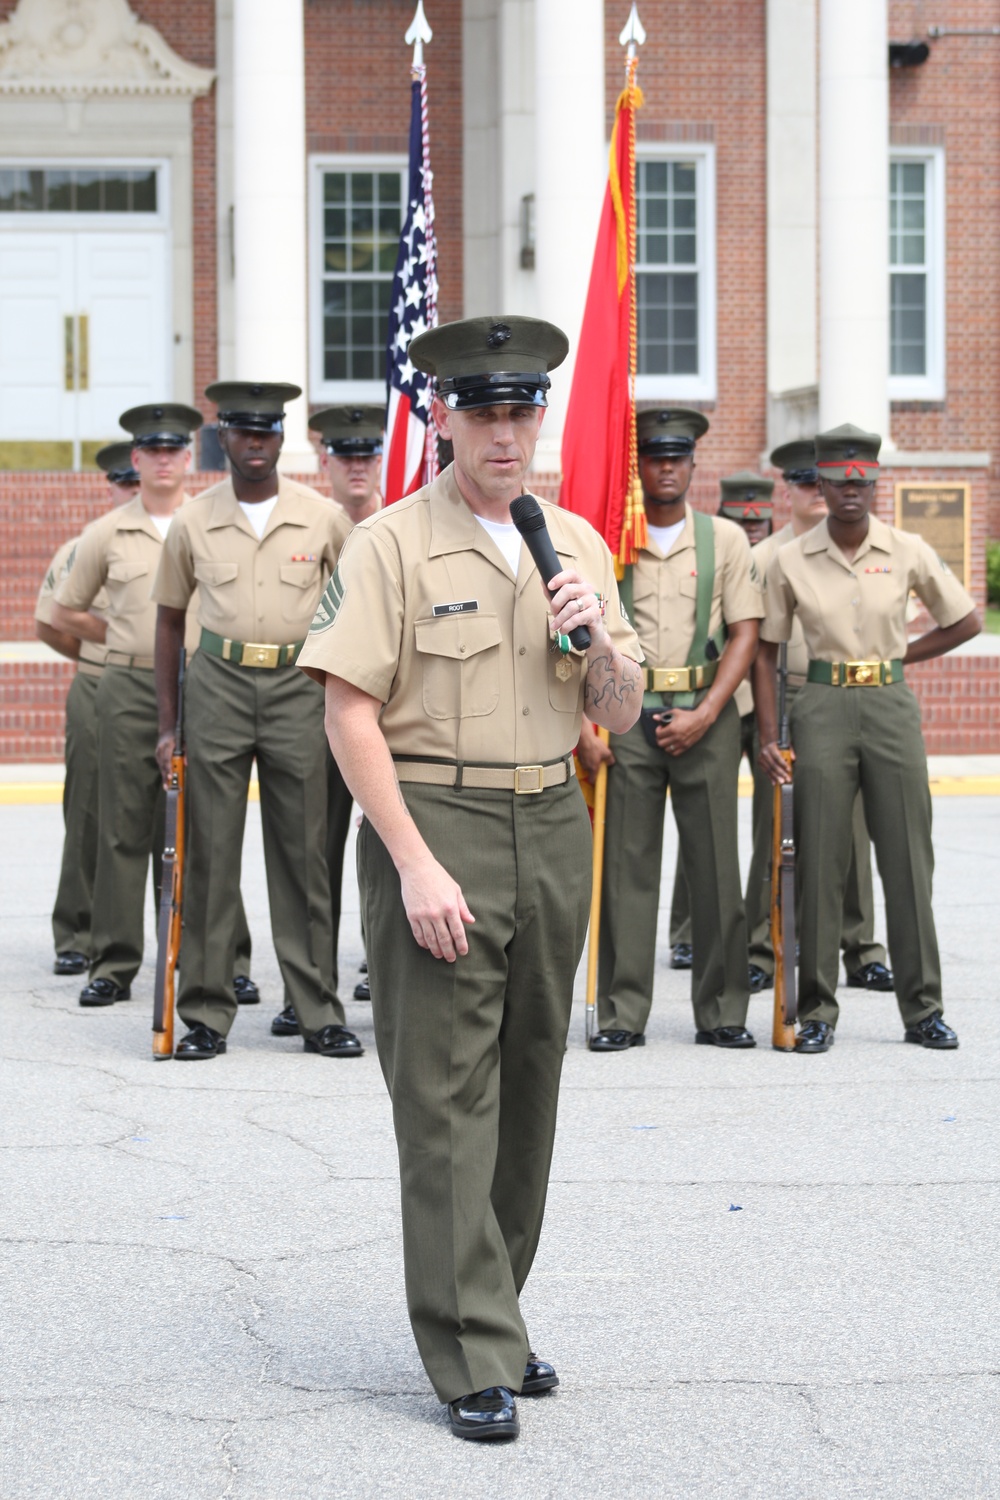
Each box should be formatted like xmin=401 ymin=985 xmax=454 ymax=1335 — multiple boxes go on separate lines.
xmin=589 ymin=1028 xmax=645 ymax=1052
xmin=174 ymin=1024 xmax=226 ymax=1059
xmin=521 ymin=1354 xmax=559 ymax=1394
xmin=748 ymin=963 xmax=774 ymax=992
xmin=79 ymin=977 xmax=131 ymax=1007
xmin=695 ymin=1026 xmax=756 ymax=1048
xmin=54 ymin=950 xmax=88 ymax=976
xmin=303 ymin=1025 xmax=364 ymax=1058
xmin=234 ymin=975 xmax=260 ymax=1005
xmin=905 ymin=1013 xmax=958 ymax=1049
xmin=353 ymin=977 xmax=371 ymax=1002
xmin=270 ymin=1004 xmax=300 ymax=1036
xmin=795 ymin=1020 xmax=834 ymax=1053
xmin=847 ymin=961 xmax=894 ymax=991
xmin=448 ymin=1387 xmax=519 ymax=1441
xmin=670 ymin=943 xmax=693 ymax=970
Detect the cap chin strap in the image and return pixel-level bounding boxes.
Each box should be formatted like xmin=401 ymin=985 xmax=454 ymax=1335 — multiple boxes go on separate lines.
xmin=817 ymin=458 xmax=880 ymax=480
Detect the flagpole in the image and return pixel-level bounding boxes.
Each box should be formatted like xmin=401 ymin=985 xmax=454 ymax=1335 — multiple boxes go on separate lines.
xmin=583 ymin=5 xmax=645 ymax=1046
xmin=406 ymin=2 xmax=439 ymax=488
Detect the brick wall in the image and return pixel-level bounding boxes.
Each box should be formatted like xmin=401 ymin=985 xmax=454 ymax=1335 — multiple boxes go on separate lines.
xmin=606 ymin=0 xmax=768 ymax=488
xmin=889 ymin=0 xmax=1000 ymax=540
xmin=304 ymin=0 xmax=464 ymax=327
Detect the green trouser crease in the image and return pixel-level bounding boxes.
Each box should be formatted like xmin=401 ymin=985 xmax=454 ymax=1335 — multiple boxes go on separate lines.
xmin=669 ymin=710 xmax=756 ymax=947
xmin=599 ymin=701 xmax=750 ymax=1034
xmin=52 ymin=671 xmax=100 ymax=957
xmin=325 ymin=744 xmax=357 ymax=1002
xmin=792 ymin=682 xmax=941 ymax=1027
xmin=360 ymin=779 xmax=591 ymax=1404
xmin=745 ymin=702 xmax=885 ymax=977
xmin=177 ymin=650 xmax=338 ymax=1038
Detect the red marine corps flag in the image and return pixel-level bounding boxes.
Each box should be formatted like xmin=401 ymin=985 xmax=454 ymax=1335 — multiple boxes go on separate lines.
xmin=559 ymin=5 xmax=646 ymax=569
xmin=382 ymin=1 xmax=439 ymax=504
xmin=561 ymin=5 xmax=646 ymax=1043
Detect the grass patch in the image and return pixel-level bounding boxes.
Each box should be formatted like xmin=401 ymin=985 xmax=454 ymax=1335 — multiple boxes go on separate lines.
xmin=985 ymin=607 xmax=1000 ymax=636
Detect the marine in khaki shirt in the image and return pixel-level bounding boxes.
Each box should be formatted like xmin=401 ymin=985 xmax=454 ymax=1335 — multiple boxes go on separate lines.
xmin=299 ymin=317 xmax=642 ymax=1439
xmin=49 ymin=406 xmax=212 ymax=1007
xmin=755 ymin=424 xmax=980 ymax=1054
xmin=152 ymin=382 xmax=357 ymax=1063
xmin=583 ymin=408 xmax=764 ymax=1053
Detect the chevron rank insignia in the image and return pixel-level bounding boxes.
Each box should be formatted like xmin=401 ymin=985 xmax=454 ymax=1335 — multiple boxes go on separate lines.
xmin=310 ymin=565 xmax=345 ymax=633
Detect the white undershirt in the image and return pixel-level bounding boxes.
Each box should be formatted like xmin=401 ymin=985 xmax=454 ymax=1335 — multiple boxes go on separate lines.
xmin=239 ymin=494 xmax=279 ymax=538
xmin=646 ymin=519 xmax=686 ymax=557
xmin=149 ymin=512 xmax=173 ymax=539
xmin=475 ymin=514 xmax=523 ymax=577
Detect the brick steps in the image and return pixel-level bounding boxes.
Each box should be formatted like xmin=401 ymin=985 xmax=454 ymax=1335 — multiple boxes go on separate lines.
xmin=1 ymin=653 xmax=996 ymax=762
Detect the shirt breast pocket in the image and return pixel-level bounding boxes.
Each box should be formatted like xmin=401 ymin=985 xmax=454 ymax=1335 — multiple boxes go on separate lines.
xmin=278 ymin=561 xmax=321 ymax=621
xmin=547 ymin=650 xmax=586 ymax=713
xmin=194 ymin=561 xmax=239 ymax=620
xmin=414 ymin=614 xmax=502 ymax=721
xmin=678 ymin=577 xmax=699 ymax=602
xmin=106 ymin=559 xmax=150 ymax=614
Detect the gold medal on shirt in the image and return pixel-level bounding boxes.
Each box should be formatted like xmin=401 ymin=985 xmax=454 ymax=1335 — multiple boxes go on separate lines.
xmin=555 ymin=656 xmax=573 ymax=682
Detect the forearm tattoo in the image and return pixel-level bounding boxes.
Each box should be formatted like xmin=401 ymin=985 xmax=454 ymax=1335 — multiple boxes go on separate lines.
xmin=585 ymin=650 xmax=641 ymax=712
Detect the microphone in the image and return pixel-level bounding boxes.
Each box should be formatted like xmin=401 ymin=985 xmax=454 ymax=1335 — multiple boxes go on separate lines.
xmin=509 ymin=494 xmax=591 ymax=651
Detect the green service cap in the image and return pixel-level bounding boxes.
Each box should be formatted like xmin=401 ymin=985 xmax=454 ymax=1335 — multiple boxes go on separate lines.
xmin=769 ymin=438 xmax=819 ymax=485
xmin=95 ymin=441 xmax=140 ymax=485
xmin=719 ymin=470 xmax=774 ymax=520
xmin=409 ymin=316 xmax=569 ymax=410
xmin=310 ymin=404 xmax=384 ymax=456
xmin=119 ymin=403 xmax=203 ymax=449
xmin=637 ymin=406 xmax=710 ymax=457
xmin=205 ymin=382 xmax=303 ymax=432
xmin=814 ymin=423 xmax=881 ymax=482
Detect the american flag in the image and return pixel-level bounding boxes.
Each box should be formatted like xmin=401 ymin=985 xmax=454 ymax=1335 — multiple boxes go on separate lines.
xmin=382 ymin=64 xmax=439 ymax=503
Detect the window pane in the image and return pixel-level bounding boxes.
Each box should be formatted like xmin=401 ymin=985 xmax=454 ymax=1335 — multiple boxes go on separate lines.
xmin=672 ymin=234 xmax=697 ymax=265
xmin=902 ymin=162 xmax=924 ymax=194
xmin=319 ymin=166 xmax=403 ymax=383
xmin=130 ymin=170 xmax=157 ymax=212
xmin=890 ymin=273 xmax=926 ymax=376
xmin=638 ymin=272 xmax=699 ymax=375
xmin=0 ymin=165 xmax=156 ymax=213
xmin=104 ymin=173 xmax=129 ymax=212
xmin=901 ymin=196 xmax=924 ymax=231
xmin=75 ymin=171 xmax=102 ymax=211
xmin=45 ymin=171 xmax=74 ymax=211
xmin=901 ymin=234 xmax=925 ymax=266
xmin=637 ymin=158 xmax=698 ymax=271
xmin=672 ymin=163 xmax=696 ymax=196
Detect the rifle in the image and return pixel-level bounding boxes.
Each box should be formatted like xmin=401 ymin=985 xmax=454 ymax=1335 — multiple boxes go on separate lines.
xmin=152 ymin=650 xmax=186 ymax=1059
xmin=770 ymin=643 xmax=797 ymax=1051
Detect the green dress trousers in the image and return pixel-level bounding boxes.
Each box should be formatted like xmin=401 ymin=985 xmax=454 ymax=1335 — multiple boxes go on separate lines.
xmin=177 ymin=651 xmax=340 ymax=1039
xmin=52 ymin=670 xmax=101 ymax=958
xmin=89 ymin=664 xmax=254 ymax=993
xmin=668 ymin=710 xmax=755 ymax=948
xmin=324 ymin=745 xmax=356 ymax=1004
xmin=791 ymin=681 xmax=941 ymax=1027
xmin=359 ymin=779 xmax=591 ymax=1404
xmin=599 ymin=700 xmax=750 ymax=1035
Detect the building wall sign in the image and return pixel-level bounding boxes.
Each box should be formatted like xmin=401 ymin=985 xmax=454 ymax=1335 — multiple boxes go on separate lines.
xmin=0 ymin=0 xmax=214 ymax=97
xmin=894 ymin=481 xmax=971 ymax=587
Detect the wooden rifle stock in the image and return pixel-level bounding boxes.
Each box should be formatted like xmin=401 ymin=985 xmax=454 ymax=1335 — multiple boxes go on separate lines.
xmin=152 ymin=651 xmax=186 ymax=1058
xmin=771 ymin=644 xmax=797 ymax=1051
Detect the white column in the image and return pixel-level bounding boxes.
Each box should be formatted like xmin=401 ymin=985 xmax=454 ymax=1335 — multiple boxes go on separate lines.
xmin=232 ymin=0 xmax=314 ymax=471
xmin=533 ymin=0 xmax=606 ymax=471
xmin=766 ymin=0 xmax=816 ymax=401
xmin=819 ymin=0 xmax=890 ymax=440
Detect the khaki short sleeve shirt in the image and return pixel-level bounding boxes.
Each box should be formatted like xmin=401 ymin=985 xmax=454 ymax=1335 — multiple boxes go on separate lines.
xmin=297 ymin=466 xmax=642 ymax=764
xmin=152 ymin=476 xmax=350 ymax=645
xmin=631 ymin=506 xmax=763 ymax=670
xmin=752 ymin=523 xmax=809 ymax=681
xmin=55 ymin=496 xmax=198 ymax=659
xmin=762 ymin=515 xmax=976 ymax=660
xmin=37 ymin=535 xmax=109 ymax=667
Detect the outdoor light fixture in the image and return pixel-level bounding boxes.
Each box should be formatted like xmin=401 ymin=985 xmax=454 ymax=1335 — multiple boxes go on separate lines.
xmin=889 ymin=39 xmax=930 ymax=67
xmin=520 ymin=193 xmax=535 ymax=270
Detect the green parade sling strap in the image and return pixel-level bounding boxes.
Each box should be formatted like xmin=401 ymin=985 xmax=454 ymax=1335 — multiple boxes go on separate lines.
xmin=618 ymin=508 xmax=726 ymax=711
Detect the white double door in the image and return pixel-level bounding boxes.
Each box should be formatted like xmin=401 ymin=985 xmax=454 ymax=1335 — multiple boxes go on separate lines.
xmin=0 ymin=229 xmax=169 ymax=464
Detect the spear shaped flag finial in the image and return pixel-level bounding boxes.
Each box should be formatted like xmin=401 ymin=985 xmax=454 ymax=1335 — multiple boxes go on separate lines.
xmin=406 ymin=0 xmax=433 ymax=69
xmin=619 ymin=2 xmax=646 ymax=58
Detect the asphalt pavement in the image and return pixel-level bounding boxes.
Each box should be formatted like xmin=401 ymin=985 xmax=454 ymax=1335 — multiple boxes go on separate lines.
xmin=1 ymin=791 xmax=998 ymax=1500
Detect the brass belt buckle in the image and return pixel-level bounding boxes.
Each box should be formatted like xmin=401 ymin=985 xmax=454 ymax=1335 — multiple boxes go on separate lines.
xmin=513 ymin=764 xmax=545 ymax=795
xmin=845 ymin=660 xmax=879 ymax=686
xmin=651 ymin=667 xmax=689 ymax=692
xmin=242 ymin=642 xmax=280 ymax=669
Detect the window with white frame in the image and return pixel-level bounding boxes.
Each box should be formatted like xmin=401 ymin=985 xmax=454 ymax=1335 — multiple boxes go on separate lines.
xmin=889 ymin=148 xmax=944 ymax=401
xmin=635 ymin=146 xmax=716 ymax=401
xmin=309 ymin=158 xmax=406 ymax=401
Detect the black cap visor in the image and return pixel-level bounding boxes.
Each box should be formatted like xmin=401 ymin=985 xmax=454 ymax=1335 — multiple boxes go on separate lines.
xmin=785 ymin=467 xmax=820 ymax=485
xmin=638 ymin=437 xmax=696 ymax=458
xmin=217 ymin=412 xmax=285 ymax=432
xmin=107 ymin=467 xmax=141 ymax=484
xmin=325 ymin=438 xmax=383 ymax=457
xmin=132 ymin=433 xmax=190 ymax=450
xmin=438 ymin=371 xmax=550 ymax=411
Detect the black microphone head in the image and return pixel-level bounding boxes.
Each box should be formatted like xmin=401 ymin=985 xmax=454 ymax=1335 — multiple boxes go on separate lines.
xmin=509 ymin=494 xmax=545 ymax=534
